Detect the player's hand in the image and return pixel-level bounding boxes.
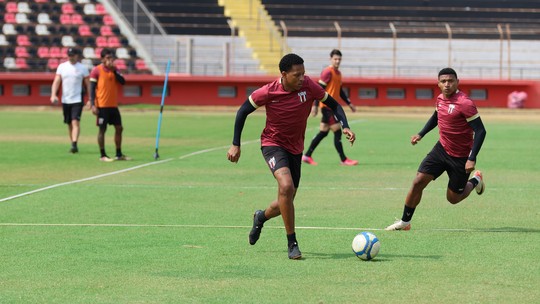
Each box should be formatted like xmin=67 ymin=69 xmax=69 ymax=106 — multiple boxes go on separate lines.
xmin=50 ymin=96 xmax=58 ymax=104
xmin=85 ymin=101 xmax=92 ymax=110
xmin=310 ymin=105 xmax=318 ymax=117
xmin=91 ymin=105 xmax=98 ymax=116
xmin=349 ymin=103 xmax=357 ymax=113
xmin=343 ymin=128 xmax=356 ymax=146
xmin=465 ymin=160 xmax=476 ymax=173
xmin=227 ymin=145 xmax=241 ymax=163
xmin=411 ymin=134 xmax=422 ymax=145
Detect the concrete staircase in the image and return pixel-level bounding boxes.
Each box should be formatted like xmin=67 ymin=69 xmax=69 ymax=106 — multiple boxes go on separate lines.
xmin=218 ymin=0 xmax=289 ymax=74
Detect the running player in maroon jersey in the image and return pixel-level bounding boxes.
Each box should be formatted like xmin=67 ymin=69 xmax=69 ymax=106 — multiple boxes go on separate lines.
xmin=386 ymin=68 xmax=487 ymax=231
xmin=303 ymin=49 xmax=358 ymax=166
xmin=227 ymin=53 xmax=356 ymax=259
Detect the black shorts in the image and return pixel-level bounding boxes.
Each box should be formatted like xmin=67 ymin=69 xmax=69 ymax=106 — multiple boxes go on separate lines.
xmin=418 ymin=141 xmax=471 ymax=194
xmin=96 ymin=107 xmax=122 ymax=127
xmin=62 ymin=102 xmax=83 ymax=124
xmin=321 ymin=106 xmax=338 ymax=125
xmin=261 ymin=146 xmax=302 ymax=188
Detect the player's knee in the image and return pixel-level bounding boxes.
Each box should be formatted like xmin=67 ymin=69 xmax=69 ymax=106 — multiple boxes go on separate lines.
xmin=319 ymin=130 xmax=329 ymax=138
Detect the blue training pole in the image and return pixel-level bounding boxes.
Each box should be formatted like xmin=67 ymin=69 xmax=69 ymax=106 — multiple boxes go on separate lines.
xmin=154 ymin=60 xmax=171 ymax=160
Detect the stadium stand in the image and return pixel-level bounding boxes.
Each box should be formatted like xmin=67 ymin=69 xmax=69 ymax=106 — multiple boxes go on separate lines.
xmin=0 ymin=0 xmax=151 ymax=73
xmin=138 ymin=0 xmax=231 ymax=36
xmin=262 ymin=0 xmax=540 ymax=40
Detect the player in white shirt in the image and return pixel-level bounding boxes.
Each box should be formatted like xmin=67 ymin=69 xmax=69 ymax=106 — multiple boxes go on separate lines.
xmin=50 ymin=48 xmax=91 ymax=153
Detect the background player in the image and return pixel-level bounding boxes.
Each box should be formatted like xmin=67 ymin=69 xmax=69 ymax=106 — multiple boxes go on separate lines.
xmin=303 ymin=49 xmax=358 ymax=166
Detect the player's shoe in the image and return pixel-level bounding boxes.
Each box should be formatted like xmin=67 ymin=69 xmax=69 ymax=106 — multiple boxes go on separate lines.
xmin=69 ymin=147 xmax=78 ymax=153
xmin=385 ymin=219 xmax=411 ymax=231
xmin=302 ymin=155 xmax=317 ymax=166
xmin=473 ymin=170 xmax=485 ymax=195
xmin=100 ymin=156 xmax=114 ymax=162
xmin=249 ymin=210 xmax=265 ymax=245
xmin=115 ymin=155 xmax=132 ymax=161
xmin=288 ymin=242 xmax=302 ymax=260
xmin=340 ymin=158 xmax=358 ymax=166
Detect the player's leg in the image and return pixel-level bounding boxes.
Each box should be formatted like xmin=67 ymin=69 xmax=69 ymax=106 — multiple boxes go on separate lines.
xmin=97 ymin=108 xmax=112 ymax=161
xmin=330 ymin=122 xmax=358 ymax=165
xmin=303 ymin=108 xmax=332 ymax=165
xmin=445 ymin=157 xmax=485 ymax=204
xmin=69 ymin=103 xmax=83 ymax=153
xmin=110 ymin=108 xmax=129 ymax=160
xmin=386 ymin=143 xmax=445 ymax=231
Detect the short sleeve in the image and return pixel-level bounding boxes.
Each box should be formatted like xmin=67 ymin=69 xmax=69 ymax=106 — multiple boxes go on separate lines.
xmin=319 ymin=68 xmax=332 ymax=86
xmin=89 ymin=66 xmax=99 ymax=81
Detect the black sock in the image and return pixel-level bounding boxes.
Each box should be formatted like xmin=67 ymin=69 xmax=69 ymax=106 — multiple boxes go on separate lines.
xmin=305 ymin=131 xmax=329 ymax=156
xmin=287 ymin=233 xmax=297 ymax=246
xmin=72 ymin=141 xmax=77 ymax=148
xmin=100 ymin=149 xmax=107 ymax=157
xmin=402 ymin=205 xmax=416 ymax=222
xmin=116 ymin=149 xmax=122 ymax=157
xmin=256 ymin=210 xmax=268 ymax=223
xmin=333 ymin=131 xmax=346 ymax=161
xmin=469 ymin=177 xmax=479 ymax=187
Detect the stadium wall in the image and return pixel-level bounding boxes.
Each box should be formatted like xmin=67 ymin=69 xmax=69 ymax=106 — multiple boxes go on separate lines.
xmin=0 ymin=73 xmax=538 ymax=108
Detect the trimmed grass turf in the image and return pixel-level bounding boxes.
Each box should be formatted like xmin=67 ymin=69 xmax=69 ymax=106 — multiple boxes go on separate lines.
xmin=0 ymin=106 xmax=539 ymax=303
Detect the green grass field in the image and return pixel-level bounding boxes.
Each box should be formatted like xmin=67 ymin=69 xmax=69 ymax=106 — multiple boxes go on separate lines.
xmin=0 ymin=106 xmax=538 ymax=303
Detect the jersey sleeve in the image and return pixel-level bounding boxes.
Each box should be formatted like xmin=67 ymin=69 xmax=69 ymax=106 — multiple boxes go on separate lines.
xmin=248 ymin=84 xmax=270 ymax=108
xmin=308 ymin=76 xmax=328 ymax=102
xmin=89 ymin=66 xmax=99 ymax=82
xmin=319 ymin=67 xmax=331 ymax=86
xmin=461 ymin=96 xmax=480 ymax=122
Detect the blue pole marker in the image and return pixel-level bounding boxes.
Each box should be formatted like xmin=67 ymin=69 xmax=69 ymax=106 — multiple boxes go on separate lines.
xmin=154 ymin=60 xmax=171 ymax=160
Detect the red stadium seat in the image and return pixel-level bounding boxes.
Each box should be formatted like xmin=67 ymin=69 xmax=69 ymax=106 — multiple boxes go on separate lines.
xmin=4 ymin=13 xmax=16 ymax=23
xmin=135 ymin=59 xmax=149 ymax=71
xmin=100 ymin=25 xmax=113 ymax=36
xmin=47 ymin=58 xmax=59 ymax=70
xmin=95 ymin=3 xmax=106 ymax=15
xmin=71 ymin=14 xmax=85 ymax=25
xmin=15 ymin=57 xmax=29 ymax=69
xmin=114 ymin=58 xmax=127 ymax=71
xmin=6 ymin=2 xmax=18 ymax=13
xmin=49 ymin=46 xmax=61 ymax=58
xmin=15 ymin=46 xmax=29 ymax=57
xmin=96 ymin=36 xmax=107 ymax=47
xmin=61 ymin=3 xmax=74 ymax=14
xmin=78 ymin=25 xmax=92 ymax=36
xmin=103 ymin=15 xmax=115 ymax=25
xmin=16 ymin=35 xmax=31 ymax=46
xmin=94 ymin=47 xmax=103 ymax=58
xmin=60 ymin=14 xmax=71 ymax=25
xmin=37 ymin=46 xmax=50 ymax=58
xmin=107 ymin=36 xmax=121 ymax=48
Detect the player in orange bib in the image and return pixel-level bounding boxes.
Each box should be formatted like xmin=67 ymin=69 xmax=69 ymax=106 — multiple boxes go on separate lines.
xmin=302 ymin=49 xmax=358 ymax=166
xmin=89 ymin=48 xmax=129 ymax=162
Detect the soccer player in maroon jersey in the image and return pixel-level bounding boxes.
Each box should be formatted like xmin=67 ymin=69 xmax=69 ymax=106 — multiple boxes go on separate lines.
xmin=303 ymin=49 xmax=358 ymax=166
xmin=227 ymin=53 xmax=356 ymax=259
xmin=386 ymin=68 xmax=487 ymax=231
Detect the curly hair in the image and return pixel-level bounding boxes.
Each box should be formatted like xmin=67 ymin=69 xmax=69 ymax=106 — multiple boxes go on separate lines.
xmin=279 ymin=53 xmax=304 ymax=73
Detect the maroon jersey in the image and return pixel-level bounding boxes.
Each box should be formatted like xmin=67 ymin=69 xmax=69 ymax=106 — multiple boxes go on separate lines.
xmin=436 ymin=90 xmax=480 ymax=157
xmin=249 ymin=76 xmax=328 ymax=154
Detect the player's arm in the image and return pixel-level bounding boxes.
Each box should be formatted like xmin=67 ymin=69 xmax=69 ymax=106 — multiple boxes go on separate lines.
xmin=227 ymin=99 xmax=257 ymax=163
xmin=412 ymin=111 xmax=438 ymax=145
xmin=50 ymin=74 xmax=61 ymax=104
xmin=321 ymin=95 xmax=356 ymax=145
xmin=467 ymin=117 xmax=486 ymax=162
xmin=114 ymin=70 xmax=125 ymax=85
xmin=83 ymin=76 xmax=91 ymax=107
xmin=340 ymin=86 xmax=356 ymax=112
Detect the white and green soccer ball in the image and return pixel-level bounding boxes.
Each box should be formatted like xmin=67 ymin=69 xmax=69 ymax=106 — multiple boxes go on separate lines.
xmin=352 ymin=232 xmax=380 ymax=260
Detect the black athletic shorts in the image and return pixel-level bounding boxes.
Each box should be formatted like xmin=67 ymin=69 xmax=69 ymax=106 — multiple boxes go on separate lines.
xmin=96 ymin=107 xmax=122 ymax=127
xmin=261 ymin=146 xmax=302 ymax=188
xmin=62 ymin=102 xmax=83 ymax=124
xmin=418 ymin=141 xmax=471 ymax=194
xmin=321 ymin=106 xmax=338 ymax=125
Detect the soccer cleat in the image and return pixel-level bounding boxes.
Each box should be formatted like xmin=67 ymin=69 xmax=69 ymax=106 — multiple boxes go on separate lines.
xmin=340 ymin=158 xmax=358 ymax=166
xmin=473 ymin=170 xmax=485 ymax=195
xmin=115 ymin=155 xmax=132 ymax=161
xmin=385 ymin=219 xmax=411 ymax=231
xmin=302 ymin=155 xmax=318 ymax=166
xmin=288 ymin=242 xmax=302 ymax=260
xmin=100 ymin=156 xmax=114 ymax=162
xmin=249 ymin=210 xmax=265 ymax=245
xmin=69 ymin=147 xmax=78 ymax=153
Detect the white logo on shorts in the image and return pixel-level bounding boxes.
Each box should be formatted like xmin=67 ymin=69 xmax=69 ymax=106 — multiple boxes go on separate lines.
xmin=268 ymin=156 xmax=276 ymax=169
xmin=98 ymin=118 xmax=104 ymax=125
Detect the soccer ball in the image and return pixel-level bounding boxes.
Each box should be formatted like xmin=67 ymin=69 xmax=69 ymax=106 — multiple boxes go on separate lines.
xmin=352 ymin=232 xmax=380 ymax=260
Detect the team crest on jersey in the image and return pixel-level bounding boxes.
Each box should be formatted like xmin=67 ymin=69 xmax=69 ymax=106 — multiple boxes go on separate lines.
xmin=268 ymin=156 xmax=276 ymax=169
xmin=298 ymin=91 xmax=307 ymax=103
xmin=448 ymin=104 xmax=456 ymax=114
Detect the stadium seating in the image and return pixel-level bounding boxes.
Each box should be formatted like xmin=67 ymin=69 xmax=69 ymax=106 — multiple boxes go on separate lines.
xmin=0 ymin=0 xmax=151 ymax=73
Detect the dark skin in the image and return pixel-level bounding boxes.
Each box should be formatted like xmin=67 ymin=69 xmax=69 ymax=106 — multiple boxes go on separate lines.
xmin=227 ymin=63 xmax=356 ymax=235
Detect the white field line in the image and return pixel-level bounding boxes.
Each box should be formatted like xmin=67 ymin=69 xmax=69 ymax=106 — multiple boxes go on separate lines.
xmin=0 ymin=119 xmax=363 ymax=203
xmin=0 ymin=222 xmax=526 ymax=233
